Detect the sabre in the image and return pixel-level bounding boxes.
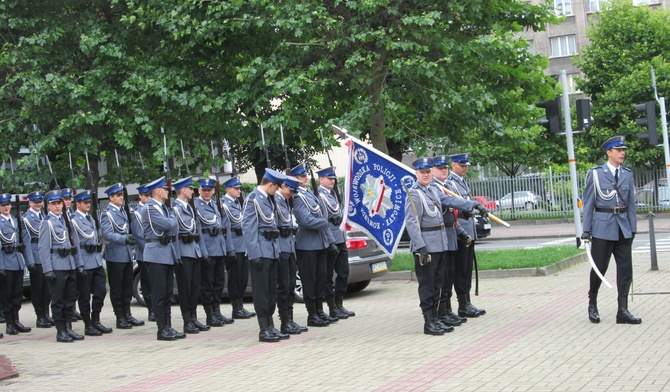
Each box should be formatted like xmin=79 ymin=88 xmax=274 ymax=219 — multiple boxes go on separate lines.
xmin=584 ymin=242 xmax=613 ymax=289
xmin=45 ymin=155 xmax=60 ymax=189
xmin=260 ymin=123 xmax=271 ymax=167
xmin=85 ymin=153 xmax=101 ymax=230
xmin=9 ymin=157 xmax=26 ymax=253
xmin=139 ymin=151 xmax=146 ymax=171
xmin=68 ymin=150 xmax=77 ymax=194
xmin=319 ymin=127 xmax=342 ymax=203
xmin=437 ymin=184 xmax=511 ymax=228
xmin=180 ymin=139 xmax=190 ymax=175
xmin=222 ymin=139 xmax=244 ymax=204
xmin=114 ymin=149 xmax=133 ymax=235
xmin=162 ymin=128 xmax=172 ymax=208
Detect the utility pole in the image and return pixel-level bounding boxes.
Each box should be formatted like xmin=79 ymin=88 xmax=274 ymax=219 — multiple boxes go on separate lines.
xmin=560 ymin=70 xmax=583 ymax=248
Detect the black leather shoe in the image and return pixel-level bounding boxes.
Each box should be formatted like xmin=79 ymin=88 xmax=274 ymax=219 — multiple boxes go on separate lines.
xmin=116 ymin=318 xmax=133 ymax=329
xmin=329 ymin=307 xmax=349 ymax=320
xmin=281 ymin=322 xmax=301 ymax=335
xmin=317 ymin=310 xmax=338 ymax=323
xmin=458 ymin=307 xmax=480 ymax=318
xmin=168 ymin=327 xmax=186 ymax=339
xmin=71 ymin=310 xmax=83 ymax=321
xmin=291 ymin=320 xmax=308 ymax=333
xmin=6 ymin=322 xmax=18 ymax=335
xmin=148 ymin=312 xmax=156 ymax=322
xmin=588 ymin=304 xmax=600 ymax=323
xmin=217 ymin=314 xmax=235 ymax=325
xmin=125 ymin=315 xmax=145 ymax=326
xmin=616 ymin=308 xmax=641 ymax=324
xmin=439 ymin=312 xmax=462 ymax=327
xmin=467 ymin=303 xmax=485 ymax=316
xmin=424 ymin=322 xmax=445 ymax=336
xmin=14 ymin=320 xmax=32 ymax=333
xmin=183 ymin=322 xmax=200 ymax=334
xmin=241 ymin=307 xmax=256 ymax=318
xmin=157 ymin=328 xmax=177 ymax=341
xmin=45 ymin=315 xmax=55 ymax=326
xmin=192 ymin=319 xmax=211 ymax=331
xmin=307 ymin=315 xmax=329 ymax=327
xmin=259 ymin=329 xmax=280 ymax=343
xmin=57 ymin=330 xmax=74 ymax=343
xmin=434 ymin=319 xmax=455 ymax=333
xmin=232 ymin=308 xmax=253 ymax=319
xmin=85 ymin=325 xmax=103 ymax=336
xmin=339 ymin=305 xmax=355 ymax=317
xmin=66 ymin=324 xmax=85 ymax=340
xmin=36 ymin=317 xmax=52 ymax=328
xmin=448 ymin=310 xmax=467 ymax=324
xmin=268 ymin=326 xmax=290 ymax=339
xmin=206 ymin=316 xmax=225 ymax=327
xmin=93 ymin=322 xmax=113 ymax=334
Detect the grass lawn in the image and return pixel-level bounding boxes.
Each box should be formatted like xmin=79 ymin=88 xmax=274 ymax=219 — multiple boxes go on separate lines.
xmin=391 ymin=246 xmax=584 ymax=272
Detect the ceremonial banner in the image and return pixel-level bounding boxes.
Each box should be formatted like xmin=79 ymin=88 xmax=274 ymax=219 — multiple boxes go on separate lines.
xmin=342 ymin=136 xmax=416 ymax=257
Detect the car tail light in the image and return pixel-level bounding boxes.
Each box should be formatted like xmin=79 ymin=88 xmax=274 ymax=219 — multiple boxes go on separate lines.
xmin=347 ymin=238 xmax=368 ymax=250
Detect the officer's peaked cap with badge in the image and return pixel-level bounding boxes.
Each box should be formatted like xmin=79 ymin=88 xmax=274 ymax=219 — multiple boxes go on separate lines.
xmin=602 ymin=136 xmax=627 ymax=151
xmin=137 ymin=183 xmax=150 ymax=195
xmin=173 ymin=176 xmax=194 ymax=190
xmin=224 ymin=176 xmax=242 ymax=189
xmin=28 ymin=191 xmax=44 ymax=202
xmin=45 ymin=190 xmax=64 ymax=202
xmin=432 ymin=155 xmax=450 ymax=168
xmin=104 ymin=182 xmax=125 ymax=196
xmin=62 ymin=188 xmax=73 ymax=198
xmin=264 ymin=168 xmax=287 ymax=184
xmin=412 ymin=157 xmax=433 ymax=170
xmin=449 ymin=153 xmax=470 ymax=166
xmin=198 ymin=176 xmax=217 ymax=189
xmin=145 ymin=176 xmax=167 ymax=192
xmin=74 ymin=190 xmax=93 ymax=202
xmin=290 ymin=163 xmax=307 ymax=177
xmin=316 ymin=166 xmax=337 ymax=179
xmin=0 ymin=193 xmax=11 ymax=204
xmin=283 ymin=176 xmax=302 ymax=192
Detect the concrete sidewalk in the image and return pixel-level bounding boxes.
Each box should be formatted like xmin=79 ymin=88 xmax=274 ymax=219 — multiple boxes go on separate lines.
xmin=1 ymin=250 xmax=669 ymax=391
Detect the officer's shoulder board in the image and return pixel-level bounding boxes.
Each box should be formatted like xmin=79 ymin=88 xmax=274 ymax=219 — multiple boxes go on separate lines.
xmin=621 ymin=166 xmax=632 ymax=173
xmin=246 ymin=192 xmax=258 ymax=202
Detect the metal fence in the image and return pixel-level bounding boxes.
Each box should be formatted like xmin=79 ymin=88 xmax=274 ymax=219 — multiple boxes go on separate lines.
xmin=467 ymin=168 xmax=669 ymax=221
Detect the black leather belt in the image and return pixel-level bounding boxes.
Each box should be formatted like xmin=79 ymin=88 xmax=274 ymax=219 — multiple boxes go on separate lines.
xmin=595 ymin=207 xmax=627 ymax=214
xmin=233 ymin=227 xmax=243 ymax=236
xmin=2 ymin=244 xmax=26 ymax=253
xmin=83 ymin=244 xmax=103 ymax=253
xmin=203 ymin=227 xmax=226 ymax=236
xmin=147 ymin=235 xmax=177 ymax=244
xmin=31 ymin=238 xmax=39 ymax=244
xmin=260 ymin=230 xmax=280 ymax=240
xmin=51 ymin=247 xmax=78 ymax=256
xmin=179 ymin=233 xmax=201 ymax=243
xmin=421 ymin=224 xmax=445 ymax=232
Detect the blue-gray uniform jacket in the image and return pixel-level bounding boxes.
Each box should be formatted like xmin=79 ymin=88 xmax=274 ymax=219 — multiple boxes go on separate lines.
xmin=405 ymin=183 xmax=450 ymax=253
xmin=275 ymin=192 xmax=296 ymax=254
xmin=100 ymin=204 xmax=133 ymax=263
xmin=173 ymin=199 xmax=205 ymax=259
xmin=242 ymin=187 xmax=280 ymax=261
xmin=445 ymin=172 xmax=479 ymax=240
xmin=38 ymin=213 xmax=84 ymax=272
xmin=22 ymin=208 xmax=42 ymax=266
xmin=0 ymin=214 xmax=26 ymax=271
xmin=131 ymin=202 xmax=147 ymax=261
xmin=293 ymin=187 xmax=335 ymax=251
xmin=583 ymin=163 xmax=637 ymax=241
xmin=222 ymin=195 xmax=245 ymax=255
xmin=70 ymin=211 xmax=103 ymax=270
xmin=140 ymin=198 xmax=179 ymax=264
xmin=318 ymin=186 xmax=346 ymax=244
xmin=196 ymin=196 xmax=233 ymax=257
xmin=432 ymin=178 xmax=470 ymax=251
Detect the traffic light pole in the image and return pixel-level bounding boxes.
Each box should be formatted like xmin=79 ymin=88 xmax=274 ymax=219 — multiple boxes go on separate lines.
xmin=651 ymin=67 xmax=670 ymax=185
xmin=560 ymin=70 xmax=583 ymax=248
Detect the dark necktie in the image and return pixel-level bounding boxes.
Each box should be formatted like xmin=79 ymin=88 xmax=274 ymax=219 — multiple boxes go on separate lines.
xmin=614 ymin=168 xmax=619 ymax=184
xmin=162 ymin=204 xmax=169 ymax=216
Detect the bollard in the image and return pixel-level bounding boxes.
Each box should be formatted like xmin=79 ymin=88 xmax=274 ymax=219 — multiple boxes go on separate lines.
xmin=648 ymin=211 xmax=658 ymax=271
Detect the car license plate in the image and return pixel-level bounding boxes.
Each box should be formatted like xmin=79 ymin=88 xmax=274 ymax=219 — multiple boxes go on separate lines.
xmin=371 ymin=262 xmax=388 ymax=274
xmin=484 ymin=224 xmax=491 ymax=230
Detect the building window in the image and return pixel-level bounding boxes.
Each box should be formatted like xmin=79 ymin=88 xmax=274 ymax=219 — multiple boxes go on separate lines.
xmin=551 ymin=74 xmax=581 ymax=94
xmin=587 ymin=0 xmax=607 ymax=12
xmin=527 ymin=40 xmax=535 ymax=55
xmin=550 ymin=35 xmax=577 ymax=57
xmin=554 ymin=0 xmax=573 ymax=16
xmin=633 ymin=0 xmax=660 ymax=5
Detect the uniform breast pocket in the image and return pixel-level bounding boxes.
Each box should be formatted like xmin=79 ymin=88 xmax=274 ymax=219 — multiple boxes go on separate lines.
xmin=618 ymin=184 xmax=630 ymax=200
xmin=1 ymin=228 xmax=14 ymax=238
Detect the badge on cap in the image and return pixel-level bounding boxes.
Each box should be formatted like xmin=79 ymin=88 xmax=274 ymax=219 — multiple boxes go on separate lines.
xmin=602 ymin=136 xmax=627 ymax=151
xmin=412 ymin=157 xmax=433 ymax=170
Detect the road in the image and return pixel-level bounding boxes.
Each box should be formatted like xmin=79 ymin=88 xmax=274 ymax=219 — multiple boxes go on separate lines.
xmin=478 ymin=233 xmax=670 ymax=252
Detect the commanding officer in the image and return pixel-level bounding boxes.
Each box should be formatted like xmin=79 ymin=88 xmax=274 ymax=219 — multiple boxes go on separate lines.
xmin=141 ymin=177 xmax=184 ymax=341
xmin=197 ymin=177 xmax=236 ymax=327
xmin=222 ymin=177 xmax=255 ymax=320
xmin=317 ymin=166 xmax=354 ymax=319
xmin=38 ymin=190 xmax=85 ymax=343
xmin=23 ymin=190 xmax=53 ymax=328
xmin=275 ymin=176 xmax=307 ymax=335
xmin=446 ymin=153 xmax=488 ymax=318
xmin=101 ymin=183 xmax=143 ymax=329
xmin=0 ymin=193 xmax=31 ymax=335
xmin=172 ymin=176 xmax=208 ymax=334
xmin=131 ymin=184 xmax=153 ymax=321
xmin=291 ymin=163 xmax=338 ymax=327
xmin=71 ymin=190 xmax=112 ymax=336
xmin=242 ymin=168 xmax=287 ymax=342
xmin=582 ymin=136 xmax=640 ymax=325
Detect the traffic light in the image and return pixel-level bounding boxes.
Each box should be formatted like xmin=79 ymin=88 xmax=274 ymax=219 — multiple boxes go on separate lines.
xmin=536 ymin=98 xmax=563 ymax=134
xmin=576 ymin=99 xmax=594 ymax=131
xmin=634 ymin=101 xmax=658 ymax=146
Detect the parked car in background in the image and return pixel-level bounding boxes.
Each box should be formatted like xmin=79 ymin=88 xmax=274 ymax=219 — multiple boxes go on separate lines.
xmin=475 ymin=213 xmax=491 ymax=239
xmin=472 ymin=195 xmax=497 ymax=210
xmin=496 ymin=191 xmax=540 ymax=210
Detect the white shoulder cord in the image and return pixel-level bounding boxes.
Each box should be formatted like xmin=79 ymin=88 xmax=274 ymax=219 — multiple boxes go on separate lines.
xmin=147 ymin=204 xmax=166 ymax=237
xmin=275 ymin=199 xmax=292 ymax=224
xmin=319 ymin=192 xmax=341 ymax=214
xmin=72 ymin=218 xmax=95 ymax=240
xmin=222 ymin=202 xmax=242 ymax=225
xmin=105 ymin=211 xmax=128 ymax=233
xmin=296 ymin=192 xmax=322 ymax=215
xmin=592 ymin=170 xmax=618 ymax=203
xmin=0 ymin=221 xmax=16 ymax=244
xmin=133 ymin=210 xmax=143 ymax=225
xmin=416 ymin=188 xmax=439 ymax=218
xmin=48 ymin=220 xmax=67 ymax=244
xmin=23 ymin=217 xmax=40 ymax=235
xmin=173 ymin=206 xmax=195 ymax=231
xmin=196 ymin=207 xmax=218 ymax=226
xmin=253 ymin=198 xmax=275 ymax=224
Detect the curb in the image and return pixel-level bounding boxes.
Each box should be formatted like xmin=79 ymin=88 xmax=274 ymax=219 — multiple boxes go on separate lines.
xmin=378 ymin=252 xmax=587 ymax=282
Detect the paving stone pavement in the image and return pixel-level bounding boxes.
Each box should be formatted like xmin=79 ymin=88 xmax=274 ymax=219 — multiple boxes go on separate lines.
xmin=1 ymin=247 xmax=669 ymax=391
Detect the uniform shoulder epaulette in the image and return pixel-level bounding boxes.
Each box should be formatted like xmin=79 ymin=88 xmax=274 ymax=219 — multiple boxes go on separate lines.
xmin=246 ymin=192 xmax=258 ymax=201
xmin=621 ymin=166 xmax=632 ymax=173
xmin=590 ymin=166 xmax=602 ymax=172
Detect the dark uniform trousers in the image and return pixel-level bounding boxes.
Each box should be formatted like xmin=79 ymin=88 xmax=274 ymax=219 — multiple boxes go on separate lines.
xmin=1 ymin=270 xmax=24 ymax=318
xmin=76 ymin=266 xmax=107 ymax=318
xmin=201 ymin=255 xmax=226 ymax=306
xmin=30 ymin=265 xmax=51 ymax=317
xmin=107 ymin=262 xmax=134 ymax=312
xmin=147 ymin=262 xmax=174 ymax=321
xmin=48 ymin=270 xmax=77 ymax=322
xmin=226 ymin=252 xmax=250 ymax=302
xmin=136 ymin=260 xmax=152 ymax=310
xmin=454 ymin=240 xmax=475 ymax=296
xmin=296 ymin=249 xmax=328 ymax=303
xmin=325 ymin=243 xmax=349 ymax=300
xmin=277 ymin=251 xmax=298 ymax=312
xmin=250 ymin=257 xmax=278 ymax=319
xmin=176 ymin=256 xmax=200 ymax=318
xmin=415 ymin=251 xmax=448 ymax=311
xmin=590 ymin=230 xmax=633 ymax=300
xmin=439 ymin=250 xmax=459 ymax=304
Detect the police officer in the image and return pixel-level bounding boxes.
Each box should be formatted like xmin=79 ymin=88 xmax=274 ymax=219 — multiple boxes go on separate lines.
xmin=0 ymin=193 xmax=31 ymax=335
xmin=317 ymin=166 xmax=354 ymax=319
xmin=243 ymin=168 xmax=287 ymax=342
xmin=71 ymin=190 xmax=112 ymax=336
xmin=222 ymin=177 xmax=255 ymax=320
xmin=141 ymin=177 xmax=184 ymax=341
xmin=290 ymin=163 xmax=338 ymax=327
xmin=582 ymin=136 xmax=640 ymax=325
xmin=62 ymin=188 xmax=73 ymax=216
xmin=131 ymin=183 xmax=153 ymax=321
xmin=39 ymin=190 xmax=86 ymax=342
xmin=101 ymin=183 xmax=143 ymax=329
xmin=172 ymin=176 xmax=209 ymax=334
xmin=23 ymin=190 xmax=53 ymax=328
xmin=446 ymin=153 xmax=489 ymax=318
xmin=275 ymin=176 xmax=308 ymax=335
xmin=197 ymin=177 xmax=236 ymax=327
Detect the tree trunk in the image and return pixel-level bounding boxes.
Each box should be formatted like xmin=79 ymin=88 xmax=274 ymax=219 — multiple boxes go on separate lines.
xmin=366 ymin=56 xmax=389 ymax=155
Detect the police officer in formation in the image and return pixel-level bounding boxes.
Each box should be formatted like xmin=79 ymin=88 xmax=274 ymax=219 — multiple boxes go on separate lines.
xmin=38 ymin=190 xmax=85 ymax=342
xmin=141 ymin=177 xmax=185 ymax=341
xmin=222 ymin=177 xmax=255 ymax=319
xmin=131 ymin=183 xmax=153 ymax=321
xmin=100 ymin=183 xmax=144 ymax=329
xmin=0 ymin=193 xmax=31 ymax=336
xmin=24 ymin=190 xmax=53 ymax=328
xmin=582 ymin=136 xmax=640 ymax=325
xmin=274 ymin=175 xmax=308 ymax=335
xmin=317 ymin=167 xmax=355 ymax=319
